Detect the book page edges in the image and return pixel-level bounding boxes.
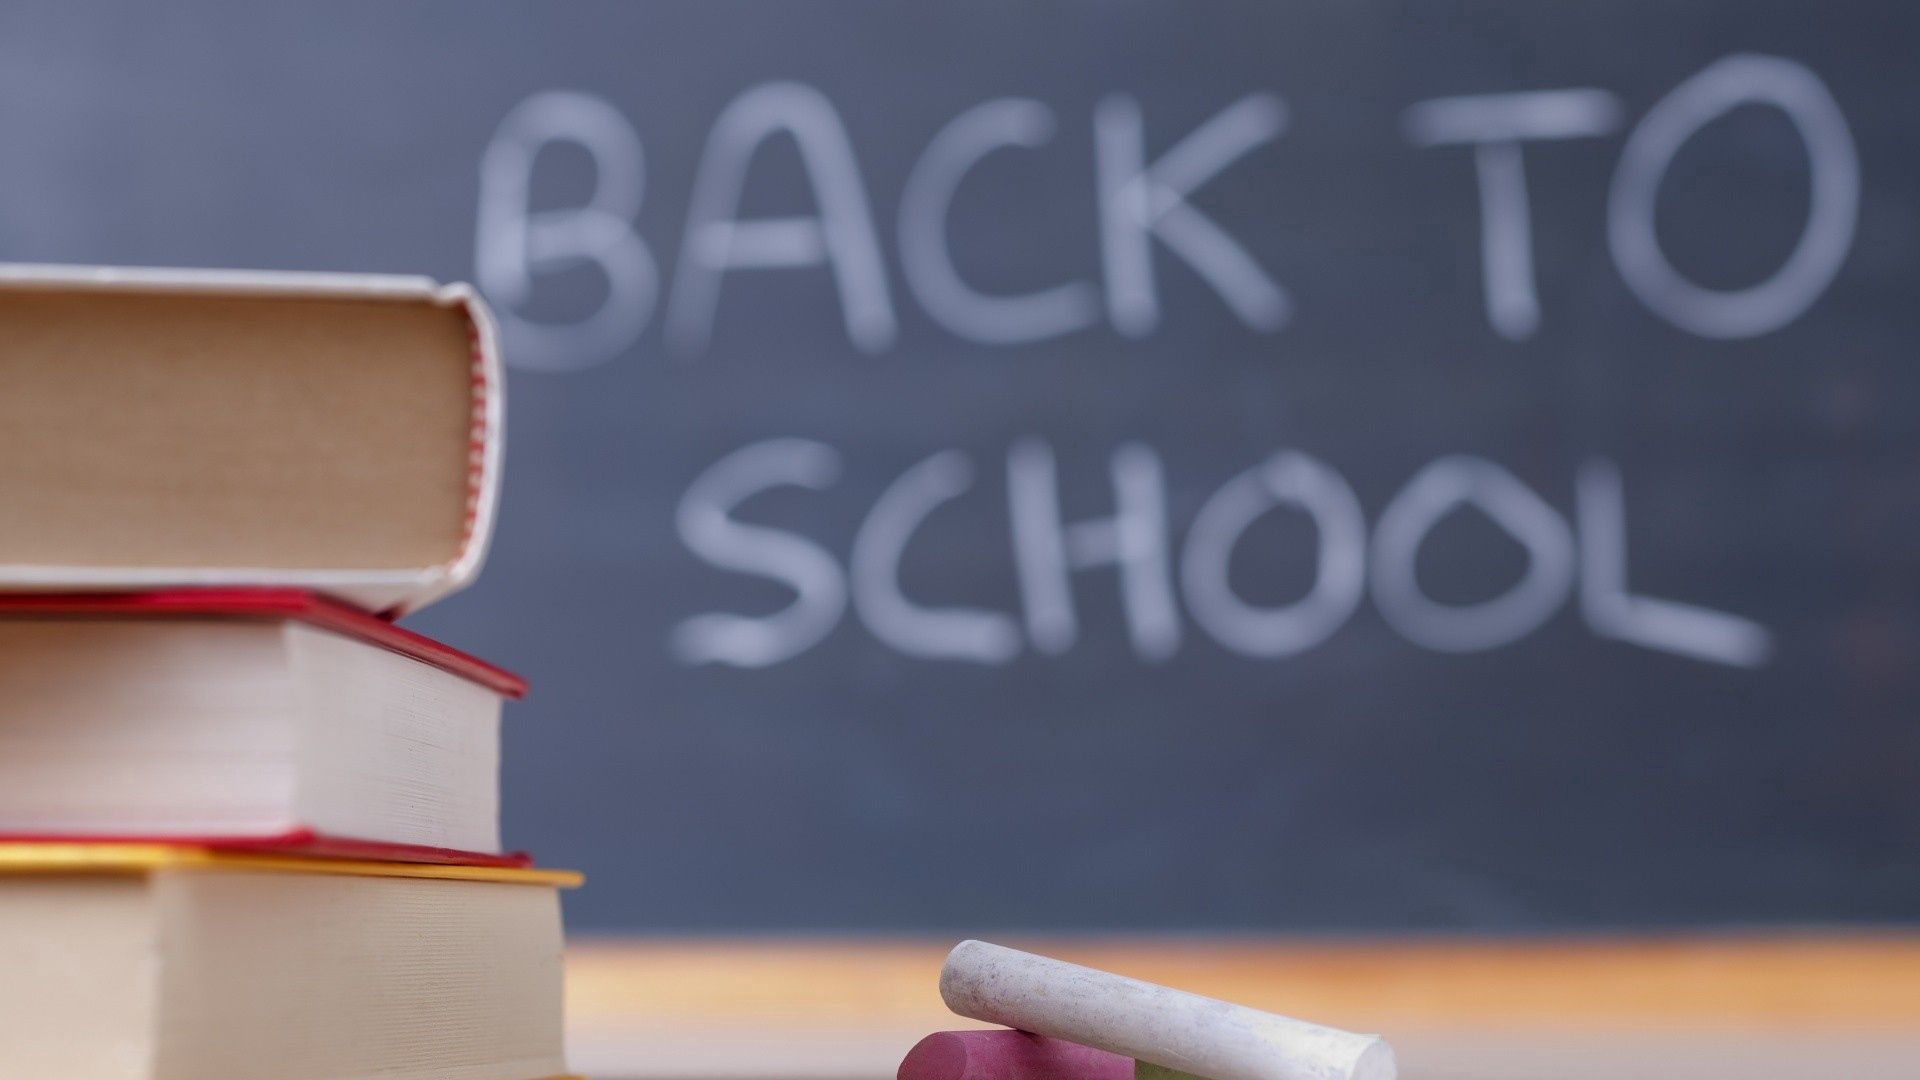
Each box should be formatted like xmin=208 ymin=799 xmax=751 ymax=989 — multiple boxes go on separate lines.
xmin=0 ymin=266 xmax=504 ymax=616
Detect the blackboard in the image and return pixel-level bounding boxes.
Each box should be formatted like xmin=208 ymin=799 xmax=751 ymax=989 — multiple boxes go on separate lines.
xmin=4 ymin=1 xmax=1917 ymax=932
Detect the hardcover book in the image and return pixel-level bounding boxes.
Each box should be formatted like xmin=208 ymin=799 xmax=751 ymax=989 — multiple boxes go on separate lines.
xmin=0 ymin=264 xmax=503 ymax=614
xmin=0 ymin=590 xmax=526 ymax=862
xmin=0 ymin=843 xmax=580 ymax=1080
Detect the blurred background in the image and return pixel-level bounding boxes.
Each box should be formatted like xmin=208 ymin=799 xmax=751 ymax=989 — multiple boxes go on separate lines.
xmin=3 ymin=2 xmax=1915 ymax=1076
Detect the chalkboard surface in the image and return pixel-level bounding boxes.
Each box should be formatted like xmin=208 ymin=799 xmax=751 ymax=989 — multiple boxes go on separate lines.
xmin=3 ymin=1 xmax=1917 ymax=932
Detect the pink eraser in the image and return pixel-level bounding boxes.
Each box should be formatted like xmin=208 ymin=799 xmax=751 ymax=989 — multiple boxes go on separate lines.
xmin=899 ymin=1029 xmax=1134 ymax=1080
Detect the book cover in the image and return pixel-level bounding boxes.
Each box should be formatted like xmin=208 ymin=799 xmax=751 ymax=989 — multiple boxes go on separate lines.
xmin=0 ymin=841 xmax=581 ymax=887
xmin=0 ymin=587 xmax=526 ymax=696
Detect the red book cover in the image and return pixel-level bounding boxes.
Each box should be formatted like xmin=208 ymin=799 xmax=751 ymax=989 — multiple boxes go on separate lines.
xmin=0 ymin=587 xmax=526 ymax=697
xmin=0 ymin=830 xmax=534 ymax=868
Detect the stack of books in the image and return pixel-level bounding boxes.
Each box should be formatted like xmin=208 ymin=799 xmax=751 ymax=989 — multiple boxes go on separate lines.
xmin=0 ymin=266 xmax=579 ymax=1080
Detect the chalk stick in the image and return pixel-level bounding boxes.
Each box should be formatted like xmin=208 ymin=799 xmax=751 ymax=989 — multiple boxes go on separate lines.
xmin=939 ymin=941 xmax=1397 ymax=1080
xmin=899 ymin=1029 xmax=1134 ymax=1080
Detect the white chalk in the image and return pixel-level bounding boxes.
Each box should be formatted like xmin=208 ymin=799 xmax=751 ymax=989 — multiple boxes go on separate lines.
xmin=938 ymin=940 xmax=1397 ymax=1080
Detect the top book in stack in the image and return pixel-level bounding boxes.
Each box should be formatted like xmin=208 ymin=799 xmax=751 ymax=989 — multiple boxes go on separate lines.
xmin=0 ymin=264 xmax=501 ymax=614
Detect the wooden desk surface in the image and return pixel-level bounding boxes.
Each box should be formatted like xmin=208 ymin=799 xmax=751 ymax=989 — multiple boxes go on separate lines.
xmin=564 ymin=934 xmax=1920 ymax=1079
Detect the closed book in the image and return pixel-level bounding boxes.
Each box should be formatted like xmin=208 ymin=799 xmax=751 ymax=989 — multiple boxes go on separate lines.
xmin=0 ymin=589 xmax=526 ymax=862
xmin=0 ymin=263 xmax=503 ymax=614
xmin=0 ymin=843 xmax=579 ymax=1080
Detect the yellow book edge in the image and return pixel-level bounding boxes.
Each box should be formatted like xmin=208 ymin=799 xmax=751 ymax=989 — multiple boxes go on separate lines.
xmin=0 ymin=842 xmax=582 ymax=887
